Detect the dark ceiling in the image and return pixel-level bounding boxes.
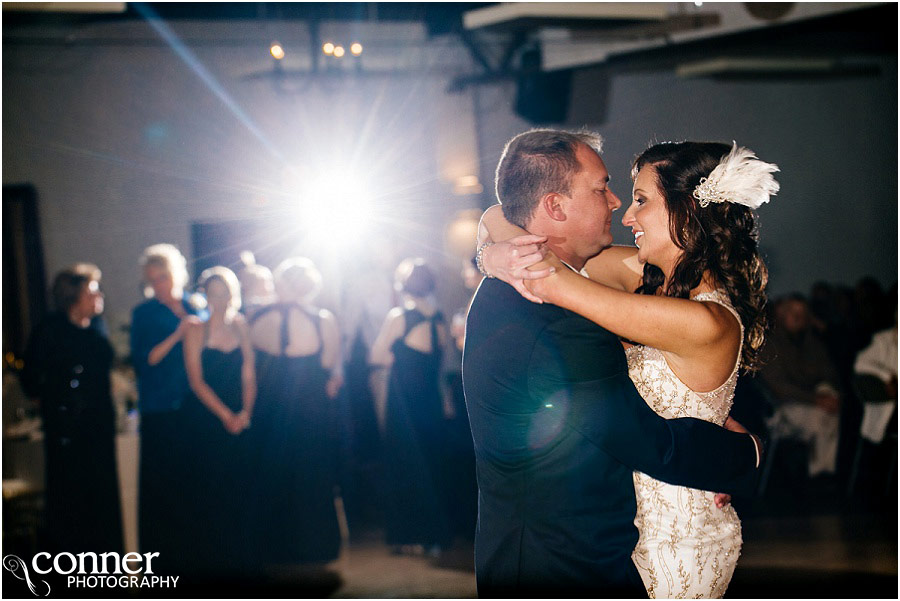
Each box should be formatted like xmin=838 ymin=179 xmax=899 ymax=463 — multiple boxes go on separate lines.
xmin=2 ymin=2 xmax=497 ymax=36
xmin=3 ymin=2 xmax=895 ymax=78
xmin=603 ymin=3 xmax=897 ymax=75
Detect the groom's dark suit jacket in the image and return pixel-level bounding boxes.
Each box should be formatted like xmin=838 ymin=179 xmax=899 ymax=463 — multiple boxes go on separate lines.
xmin=463 ymin=278 xmax=758 ymax=598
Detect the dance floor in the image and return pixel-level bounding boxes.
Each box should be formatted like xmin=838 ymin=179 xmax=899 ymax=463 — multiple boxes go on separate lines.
xmin=4 ymin=498 xmax=895 ymax=598
xmin=173 ymin=509 xmax=896 ymax=598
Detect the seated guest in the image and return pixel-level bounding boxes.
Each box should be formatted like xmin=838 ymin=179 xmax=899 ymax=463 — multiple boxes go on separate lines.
xmin=853 ymin=309 xmax=898 ymax=444
xmin=761 ymin=294 xmax=843 ymax=477
xmin=854 ymin=310 xmax=898 ymax=398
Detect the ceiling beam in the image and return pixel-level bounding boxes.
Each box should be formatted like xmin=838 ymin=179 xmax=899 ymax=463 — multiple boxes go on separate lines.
xmin=463 ymin=2 xmax=668 ymax=31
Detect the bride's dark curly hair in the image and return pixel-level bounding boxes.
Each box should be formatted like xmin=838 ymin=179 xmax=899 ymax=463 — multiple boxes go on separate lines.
xmin=632 ymin=141 xmax=769 ymax=372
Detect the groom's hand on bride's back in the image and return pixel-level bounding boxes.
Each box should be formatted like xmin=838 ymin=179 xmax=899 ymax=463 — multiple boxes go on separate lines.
xmin=724 ymin=415 xmax=763 ymax=465
xmin=715 ymin=416 xmax=763 ymax=508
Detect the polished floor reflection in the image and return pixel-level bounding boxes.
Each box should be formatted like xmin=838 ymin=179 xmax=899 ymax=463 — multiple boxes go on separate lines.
xmin=241 ymin=508 xmax=896 ymax=599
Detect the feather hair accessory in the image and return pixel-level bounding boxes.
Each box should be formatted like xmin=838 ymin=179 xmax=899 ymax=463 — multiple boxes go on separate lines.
xmin=692 ymin=142 xmax=780 ymax=209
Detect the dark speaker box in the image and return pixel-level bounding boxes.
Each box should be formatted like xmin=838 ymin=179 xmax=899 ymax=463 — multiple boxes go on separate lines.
xmin=515 ymin=68 xmax=573 ymax=125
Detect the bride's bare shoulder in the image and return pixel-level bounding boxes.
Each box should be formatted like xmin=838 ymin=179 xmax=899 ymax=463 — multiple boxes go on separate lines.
xmin=583 ymin=245 xmax=642 ymax=291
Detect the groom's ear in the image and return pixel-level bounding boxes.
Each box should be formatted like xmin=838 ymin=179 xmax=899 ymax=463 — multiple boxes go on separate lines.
xmin=540 ymin=193 xmax=567 ymax=222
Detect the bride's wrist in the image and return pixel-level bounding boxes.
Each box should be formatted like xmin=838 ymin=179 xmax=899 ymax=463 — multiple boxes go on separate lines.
xmin=476 ymin=241 xmax=496 ymax=278
xmin=528 ymin=267 xmax=560 ymax=300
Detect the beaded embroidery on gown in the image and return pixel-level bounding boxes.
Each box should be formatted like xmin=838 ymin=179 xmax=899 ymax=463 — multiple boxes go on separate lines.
xmin=626 ymin=290 xmax=743 ymax=599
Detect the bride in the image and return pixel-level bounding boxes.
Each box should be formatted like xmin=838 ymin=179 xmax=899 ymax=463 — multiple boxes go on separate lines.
xmin=479 ymin=140 xmax=777 ymax=598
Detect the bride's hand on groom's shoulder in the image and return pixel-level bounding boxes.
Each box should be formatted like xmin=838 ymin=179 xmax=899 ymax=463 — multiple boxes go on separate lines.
xmin=483 ymin=235 xmax=556 ymax=303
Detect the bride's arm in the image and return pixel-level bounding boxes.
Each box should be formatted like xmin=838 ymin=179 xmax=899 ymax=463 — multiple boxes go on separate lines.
xmin=480 ymin=204 xmax=639 ymax=292
xmin=527 ymin=267 xmax=739 ymax=361
xmin=478 ymin=205 xmax=550 ymax=277
xmin=582 ymin=246 xmax=643 ymax=292
xmin=477 ymin=206 xmax=552 ymax=303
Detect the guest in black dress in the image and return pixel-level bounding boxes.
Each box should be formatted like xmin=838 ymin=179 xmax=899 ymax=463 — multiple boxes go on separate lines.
xmin=130 ymin=244 xmax=204 ymax=570
xmin=21 ymin=264 xmax=123 ymax=554
xmin=370 ymin=258 xmax=453 ymax=554
xmin=248 ymin=257 xmax=343 ymax=566
xmin=181 ymin=266 xmax=256 ymax=576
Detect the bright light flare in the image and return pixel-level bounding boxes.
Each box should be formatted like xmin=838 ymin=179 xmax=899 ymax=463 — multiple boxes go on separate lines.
xmin=323 ymin=42 xmax=335 ymax=55
xmin=270 ymin=42 xmax=285 ymax=60
xmin=333 ymin=45 xmax=345 ymax=58
xmin=350 ymin=42 xmax=363 ymax=56
xmin=296 ymin=172 xmax=374 ymax=248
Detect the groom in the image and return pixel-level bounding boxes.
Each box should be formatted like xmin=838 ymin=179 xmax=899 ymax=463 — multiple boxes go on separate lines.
xmin=463 ymin=129 xmax=760 ymax=598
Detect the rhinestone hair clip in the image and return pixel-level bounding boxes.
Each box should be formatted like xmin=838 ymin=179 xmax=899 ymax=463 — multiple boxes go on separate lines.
xmin=692 ymin=142 xmax=780 ymax=210
xmin=692 ymin=177 xmax=727 ymax=208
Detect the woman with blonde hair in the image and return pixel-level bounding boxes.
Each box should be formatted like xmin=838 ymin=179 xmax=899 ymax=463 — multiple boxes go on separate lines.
xmin=130 ymin=243 xmax=205 ymax=569
xmin=248 ymin=257 xmax=343 ymax=566
xmin=237 ymin=251 xmax=276 ymax=318
xmin=182 ymin=266 xmax=255 ymax=574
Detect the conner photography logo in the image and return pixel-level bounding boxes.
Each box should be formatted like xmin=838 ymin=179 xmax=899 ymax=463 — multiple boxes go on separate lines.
xmin=3 ymin=551 xmax=178 ymax=596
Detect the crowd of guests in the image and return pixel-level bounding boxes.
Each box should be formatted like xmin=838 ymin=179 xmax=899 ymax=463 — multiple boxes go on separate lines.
xmin=18 ymin=237 xmax=895 ymax=572
xmin=19 ymin=243 xmax=476 ymax=577
xmin=755 ymin=278 xmax=897 ymax=493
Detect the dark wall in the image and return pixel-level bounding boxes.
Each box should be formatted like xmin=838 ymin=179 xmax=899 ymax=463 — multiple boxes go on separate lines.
xmin=563 ymin=58 xmax=898 ymax=295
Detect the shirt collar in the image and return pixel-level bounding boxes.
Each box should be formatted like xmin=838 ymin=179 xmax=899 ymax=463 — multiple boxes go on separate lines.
xmin=560 ymin=260 xmax=589 ymax=278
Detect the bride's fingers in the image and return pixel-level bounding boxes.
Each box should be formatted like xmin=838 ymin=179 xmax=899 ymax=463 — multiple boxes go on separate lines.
xmin=517 ymin=267 xmax=555 ymax=280
xmin=509 ymin=244 xmax=541 ymax=260
xmin=514 ymin=251 xmax=544 ymax=268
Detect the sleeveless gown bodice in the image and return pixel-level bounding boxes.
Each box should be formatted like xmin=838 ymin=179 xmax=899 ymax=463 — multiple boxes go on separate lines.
xmin=626 ymin=289 xmax=744 ymax=599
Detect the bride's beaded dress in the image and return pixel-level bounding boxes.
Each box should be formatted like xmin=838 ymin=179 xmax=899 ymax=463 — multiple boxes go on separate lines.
xmin=625 ymin=290 xmax=744 ymax=599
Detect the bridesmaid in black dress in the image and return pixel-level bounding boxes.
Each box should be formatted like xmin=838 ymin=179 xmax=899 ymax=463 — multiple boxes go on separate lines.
xmin=21 ymin=264 xmax=123 ymax=555
xmin=248 ymin=257 xmax=343 ymax=566
xmin=182 ymin=267 xmax=255 ymax=576
xmin=370 ymin=258 xmax=453 ymax=554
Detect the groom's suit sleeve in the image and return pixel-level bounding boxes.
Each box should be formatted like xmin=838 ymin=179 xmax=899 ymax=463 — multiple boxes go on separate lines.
xmin=527 ymin=314 xmax=759 ymax=497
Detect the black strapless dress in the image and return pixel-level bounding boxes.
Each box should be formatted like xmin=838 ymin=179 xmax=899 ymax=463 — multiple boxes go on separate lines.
xmin=182 ymin=346 xmax=247 ymax=574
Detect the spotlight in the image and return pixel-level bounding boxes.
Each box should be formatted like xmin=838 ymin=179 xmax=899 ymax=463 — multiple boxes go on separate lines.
xmin=270 ymin=42 xmax=285 ymax=60
xmin=350 ymin=42 xmax=363 ymax=56
xmin=333 ymin=45 xmax=345 ymax=58
xmin=297 ymin=170 xmax=374 ymax=249
xmin=323 ymin=42 xmax=335 ymax=55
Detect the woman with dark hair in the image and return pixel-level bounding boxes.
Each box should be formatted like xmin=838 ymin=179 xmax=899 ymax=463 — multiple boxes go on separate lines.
xmin=248 ymin=257 xmax=343 ymax=566
xmin=182 ymin=266 xmax=255 ymax=574
xmin=21 ymin=264 xmax=123 ymax=554
xmin=479 ymin=141 xmax=778 ymax=597
xmin=370 ymin=258 xmax=453 ymax=554
xmin=130 ymin=243 xmax=205 ymax=570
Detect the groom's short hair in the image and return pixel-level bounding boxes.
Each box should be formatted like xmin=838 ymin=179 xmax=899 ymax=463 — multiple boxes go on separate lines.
xmin=495 ymin=128 xmax=604 ymax=228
